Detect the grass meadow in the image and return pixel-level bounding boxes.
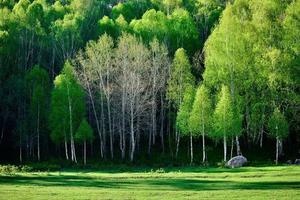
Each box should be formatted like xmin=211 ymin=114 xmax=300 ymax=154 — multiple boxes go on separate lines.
xmin=0 ymin=166 xmax=300 ymax=199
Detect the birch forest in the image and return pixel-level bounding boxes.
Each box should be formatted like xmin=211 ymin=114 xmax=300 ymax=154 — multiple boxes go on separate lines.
xmin=0 ymin=0 xmax=299 ymax=166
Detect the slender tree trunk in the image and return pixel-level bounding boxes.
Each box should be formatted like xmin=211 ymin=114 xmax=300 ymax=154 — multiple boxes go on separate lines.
xmin=260 ymin=131 xmax=263 ymax=148
xmin=152 ymin=97 xmax=156 ymax=146
xmin=276 ymin=136 xmax=279 ymax=165
xmin=121 ymin=87 xmax=126 ymax=160
xmin=64 ymin=138 xmax=69 ymax=160
xmin=236 ymin=136 xmax=241 ymax=155
xmin=190 ymin=133 xmax=193 ymax=165
xmin=84 ymin=140 xmax=87 ymax=165
xmin=175 ymin=129 xmax=180 ymax=158
xmin=37 ymin=104 xmax=40 ymax=161
xmin=167 ymin=103 xmax=173 ymax=158
xmin=148 ymin=129 xmax=152 ymax=155
xmin=202 ymin=132 xmax=206 ymax=163
xmin=130 ymin=103 xmax=135 ymax=162
xmin=278 ymin=139 xmax=283 ymax=157
xmin=230 ymin=137 xmax=234 ymax=159
xmin=136 ymin=115 xmax=140 ymax=155
xmin=107 ymin=98 xmax=113 ymax=160
xmin=67 ymin=84 xmax=77 ymax=163
xmin=0 ymin=111 xmax=8 ymax=145
xmin=201 ymin=114 xmax=206 ymax=163
xmin=160 ymin=94 xmax=165 ymax=153
xmin=99 ymin=91 xmax=106 ymax=160
xmin=224 ymin=135 xmax=227 ymax=162
xmin=19 ymin=135 xmax=22 ymax=163
xmin=87 ymin=86 xmax=103 ymax=158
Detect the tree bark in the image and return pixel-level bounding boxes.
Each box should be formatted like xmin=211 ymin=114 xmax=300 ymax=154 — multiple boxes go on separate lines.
xmin=130 ymin=102 xmax=135 ymax=162
xmin=276 ymin=136 xmax=279 ymax=165
xmin=67 ymin=83 xmax=77 ymax=163
xmin=37 ymin=104 xmax=40 ymax=161
xmin=175 ymin=129 xmax=180 ymax=159
xmin=190 ymin=133 xmax=193 ymax=165
xmin=87 ymin=85 xmax=103 ymax=158
xmin=19 ymin=135 xmax=22 ymax=163
xmin=160 ymin=93 xmax=165 ymax=153
xmin=202 ymin=132 xmax=206 ymax=163
xmin=224 ymin=135 xmax=227 ymax=162
xmin=64 ymin=138 xmax=69 ymax=160
xmin=84 ymin=140 xmax=87 ymax=165
xmin=230 ymin=137 xmax=234 ymax=159
xmin=201 ymin=114 xmax=206 ymax=163
xmin=236 ymin=136 xmax=242 ymax=155
xmin=108 ymin=102 xmax=114 ymax=160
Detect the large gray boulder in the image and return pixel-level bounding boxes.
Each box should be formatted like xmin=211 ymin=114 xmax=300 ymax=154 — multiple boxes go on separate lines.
xmin=226 ymin=156 xmax=248 ymax=168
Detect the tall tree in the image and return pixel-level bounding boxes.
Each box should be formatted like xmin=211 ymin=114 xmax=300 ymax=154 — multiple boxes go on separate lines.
xmin=268 ymin=108 xmax=289 ymax=165
xmin=167 ymin=48 xmax=195 ymax=157
xmin=176 ymin=85 xmax=195 ymax=164
xmin=75 ymin=119 xmax=94 ymax=165
xmin=115 ymin=33 xmax=152 ymax=161
xmin=212 ymin=85 xmax=234 ymax=162
xmin=25 ymin=65 xmax=50 ymax=161
xmin=148 ymin=38 xmax=170 ymax=154
xmin=50 ymin=61 xmax=85 ymax=163
xmin=189 ymin=84 xmax=212 ymax=163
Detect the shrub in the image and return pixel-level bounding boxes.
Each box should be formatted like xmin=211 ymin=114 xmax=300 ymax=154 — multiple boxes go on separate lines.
xmin=0 ymin=165 xmax=19 ymax=175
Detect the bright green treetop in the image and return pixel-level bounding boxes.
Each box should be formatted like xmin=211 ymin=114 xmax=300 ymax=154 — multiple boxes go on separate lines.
xmin=167 ymin=48 xmax=195 ymax=108
xmin=268 ymin=108 xmax=289 ymax=140
xmin=189 ymin=84 xmax=212 ymax=136
xmin=50 ymin=61 xmax=85 ymax=144
xmin=212 ymin=85 xmax=234 ymax=140
xmin=75 ymin=119 xmax=94 ymax=142
xmin=176 ymin=85 xmax=195 ymax=135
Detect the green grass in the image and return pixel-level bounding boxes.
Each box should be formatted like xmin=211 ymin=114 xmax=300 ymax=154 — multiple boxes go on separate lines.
xmin=0 ymin=166 xmax=300 ymax=199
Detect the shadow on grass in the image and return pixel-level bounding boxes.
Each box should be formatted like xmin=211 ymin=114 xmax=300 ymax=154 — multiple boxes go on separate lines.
xmin=0 ymin=175 xmax=299 ymax=191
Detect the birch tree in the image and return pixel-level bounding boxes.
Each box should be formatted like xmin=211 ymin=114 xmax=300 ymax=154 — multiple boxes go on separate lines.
xmin=176 ymin=85 xmax=195 ymax=164
xmin=25 ymin=65 xmax=50 ymax=161
xmin=189 ymin=84 xmax=212 ymax=163
xmin=268 ymin=108 xmax=289 ymax=165
xmin=50 ymin=61 xmax=85 ymax=163
xmin=75 ymin=119 xmax=94 ymax=165
xmin=212 ymin=85 xmax=234 ymax=162
xmin=167 ymin=48 xmax=195 ymax=158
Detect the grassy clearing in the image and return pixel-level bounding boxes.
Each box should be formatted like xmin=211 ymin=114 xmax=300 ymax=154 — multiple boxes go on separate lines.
xmin=0 ymin=166 xmax=299 ymax=199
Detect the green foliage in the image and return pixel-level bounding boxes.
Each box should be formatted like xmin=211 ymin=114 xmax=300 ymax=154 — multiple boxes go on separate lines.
xmin=195 ymin=0 xmax=225 ymax=41
xmin=112 ymin=0 xmax=154 ymax=21
xmin=167 ymin=48 xmax=195 ymax=108
xmin=75 ymin=119 xmax=94 ymax=143
xmin=189 ymin=84 xmax=212 ymax=136
xmin=98 ymin=15 xmax=117 ymax=38
xmin=168 ymin=8 xmax=199 ymax=55
xmin=212 ymin=85 xmax=234 ymax=140
xmin=268 ymin=108 xmax=289 ymax=140
xmin=49 ymin=61 xmax=85 ymax=144
xmin=176 ymin=85 xmax=195 ymax=135
xmin=0 ymin=0 xmax=299 ymax=165
xmin=130 ymin=9 xmax=168 ymax=43
xmin=130 ymin=8 xmax=199 ymax=55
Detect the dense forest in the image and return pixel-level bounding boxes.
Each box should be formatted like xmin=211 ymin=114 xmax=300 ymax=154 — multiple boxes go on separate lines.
xmin=0 ymin=0 xmax=299 ymax=166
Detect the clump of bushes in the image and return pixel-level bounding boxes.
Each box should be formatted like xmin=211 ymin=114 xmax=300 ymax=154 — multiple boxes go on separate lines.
xmin=150 ymin=168 xmax=166 ymax=174
xmin=0 ymin=165 xmax=33 ymax=175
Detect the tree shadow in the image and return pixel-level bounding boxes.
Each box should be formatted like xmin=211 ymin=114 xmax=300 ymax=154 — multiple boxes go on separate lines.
xmin=0 ymin=174 xmax=299 ymax=191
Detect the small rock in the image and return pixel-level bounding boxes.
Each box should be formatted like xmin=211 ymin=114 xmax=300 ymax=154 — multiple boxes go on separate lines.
xmin=226 ymin=156 xmax=247 ymax=168
xmin=295 ymin=159 xmax=300 ymax=165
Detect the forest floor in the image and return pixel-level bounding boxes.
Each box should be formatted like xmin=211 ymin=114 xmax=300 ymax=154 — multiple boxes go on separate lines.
xmin=0 ymin=166 xmax=299 ymax=199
